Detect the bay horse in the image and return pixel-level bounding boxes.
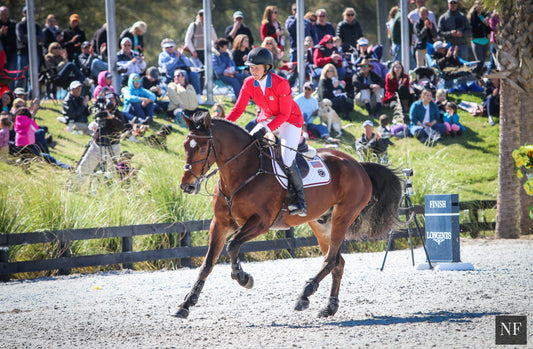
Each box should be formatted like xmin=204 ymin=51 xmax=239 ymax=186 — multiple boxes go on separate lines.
xmin=176 ymin=111 xmax=402 ymax=319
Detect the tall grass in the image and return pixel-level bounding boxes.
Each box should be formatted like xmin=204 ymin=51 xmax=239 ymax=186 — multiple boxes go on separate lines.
xmin=2 ymin=92 xmax=499 ymax=276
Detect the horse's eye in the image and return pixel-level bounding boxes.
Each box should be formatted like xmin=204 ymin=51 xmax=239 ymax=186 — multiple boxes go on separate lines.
xmin=184 ymin=164 xmax=191 ymax=170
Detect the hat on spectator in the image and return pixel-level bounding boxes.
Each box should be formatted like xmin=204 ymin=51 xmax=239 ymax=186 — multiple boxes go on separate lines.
xmin=22 ymin=6 xmax=27 ymax=13
xmin=69 ymin=80 xmax=82 ymax=90
xmin=357 ymin=38 xmax=369 ymax=46
xmin=362 ymin=120 xmax=374 ymax=128
xmin=161 ymin=38 xmax=175 ymax=48
xmin=70 ymin=14 xmax=80 ymax=22
xmin=120 ymin=37 xmax=132 ymax=46
xmin=198 ymin=9 xmax=204 ymax=15
xmin=433 ymin=40 xmax=447 ymax=50
xmin=13 ymin=87 xmax=27 ymax=95
xmin=174 ymin=69 xmax=187 ymax=77
xmin=357 ymin=58 xmax=374 ymax=69
xmin=233 ymin=11 xmax=244 ymax=19
xmin=303 ymin=81 xmax=314 ymax=90
xmin=81 ymin=41 xmax=90 ymax=48
xmin=105 ymin=72 xmax=112 ymax=79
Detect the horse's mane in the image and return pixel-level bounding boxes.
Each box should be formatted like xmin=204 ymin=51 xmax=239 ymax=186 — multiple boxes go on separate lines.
xmin=189 ymin=111 xmax=251 ymax=139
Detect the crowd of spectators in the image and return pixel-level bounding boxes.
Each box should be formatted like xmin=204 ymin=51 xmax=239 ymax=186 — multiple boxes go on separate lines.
xmin=0 ymin=2 xmax=500 ymax=174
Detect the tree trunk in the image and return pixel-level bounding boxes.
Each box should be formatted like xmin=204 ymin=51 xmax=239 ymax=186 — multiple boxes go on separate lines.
xmin=519 ymin=94 xmax=533 ymax=235
xmin=495 ymin=80 xmax=521 ymax=238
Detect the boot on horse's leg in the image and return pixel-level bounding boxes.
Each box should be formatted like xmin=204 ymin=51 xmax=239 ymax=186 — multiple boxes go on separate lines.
xmin=285 ymin=161 xmax=307 ymax=216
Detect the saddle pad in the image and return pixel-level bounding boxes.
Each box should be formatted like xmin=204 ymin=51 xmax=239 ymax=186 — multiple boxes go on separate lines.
xmin=270 ymin=149 xmax=331 ymax=189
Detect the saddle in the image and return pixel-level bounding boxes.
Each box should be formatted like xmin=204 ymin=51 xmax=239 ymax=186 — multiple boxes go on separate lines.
xmin=260 ymin=137 xmax=331 ymax=189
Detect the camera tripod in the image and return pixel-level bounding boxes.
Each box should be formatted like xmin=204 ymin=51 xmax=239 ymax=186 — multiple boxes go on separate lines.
xmin=380 ymin=173 xmax=433 ymax=271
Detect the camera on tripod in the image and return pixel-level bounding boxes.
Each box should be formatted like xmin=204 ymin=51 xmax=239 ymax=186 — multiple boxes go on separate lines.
xmin=402 ymin=168 xmax=413 ymax=177
xmin=93 ymin=96 xmax=114 ymax=120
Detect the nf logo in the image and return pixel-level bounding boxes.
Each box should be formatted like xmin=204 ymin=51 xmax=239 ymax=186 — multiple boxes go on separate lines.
xmin=495 ymin=315 xmax=527 ymax=345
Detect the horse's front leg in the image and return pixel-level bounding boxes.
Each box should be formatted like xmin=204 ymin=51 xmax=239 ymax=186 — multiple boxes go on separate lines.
xmin=174 ymin=218 xmax=234 ymax=319
xmin=227 ymin=214 xmax=270 ymax=289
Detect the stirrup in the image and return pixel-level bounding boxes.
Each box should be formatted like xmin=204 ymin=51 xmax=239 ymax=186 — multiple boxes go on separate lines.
xmin=288 ymin=202 xmax=307 ymax=216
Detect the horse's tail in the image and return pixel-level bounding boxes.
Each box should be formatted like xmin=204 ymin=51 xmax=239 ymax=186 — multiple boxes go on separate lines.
xmin=346 ymin=162 xmax=403 ymax=240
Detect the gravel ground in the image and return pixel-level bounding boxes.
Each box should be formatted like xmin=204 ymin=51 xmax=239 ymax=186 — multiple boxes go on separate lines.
xmin=1 ymin=238 xmax=531 ymax=349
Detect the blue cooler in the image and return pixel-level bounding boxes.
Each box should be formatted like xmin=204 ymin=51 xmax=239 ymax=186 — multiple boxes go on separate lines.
xmin=424 ymin=194 xmax=460 ymax=262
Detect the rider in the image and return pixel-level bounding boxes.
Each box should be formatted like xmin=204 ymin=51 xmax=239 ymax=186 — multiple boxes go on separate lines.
xmin=226 ymin=47 xmax=307 ymax=216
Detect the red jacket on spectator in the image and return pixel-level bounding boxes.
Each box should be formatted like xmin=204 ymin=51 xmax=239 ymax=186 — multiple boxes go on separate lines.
xmin=383 ymin=72 xmax=410 ymax=104
xmin=226 ymin=73 xmax=303 ymax=131
xmin=313 ymin=34 xmax=342 ymax=69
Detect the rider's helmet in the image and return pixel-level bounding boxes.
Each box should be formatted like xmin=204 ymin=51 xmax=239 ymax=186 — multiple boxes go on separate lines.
xmin=245 ymin=47 xmax=274 ymax=72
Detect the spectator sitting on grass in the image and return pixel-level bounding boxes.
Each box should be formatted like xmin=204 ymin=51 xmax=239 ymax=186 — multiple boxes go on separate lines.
xmin=59 ymin=80 xmax=91 ymax=135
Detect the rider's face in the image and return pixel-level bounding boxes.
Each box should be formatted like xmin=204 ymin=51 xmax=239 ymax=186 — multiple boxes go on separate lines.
xmin=250 ymin=65 xmax=266 ymax=80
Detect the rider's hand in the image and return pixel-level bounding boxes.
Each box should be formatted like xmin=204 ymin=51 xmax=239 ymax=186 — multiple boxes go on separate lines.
xmin=251 ymin=127 xmax=267 ymax=140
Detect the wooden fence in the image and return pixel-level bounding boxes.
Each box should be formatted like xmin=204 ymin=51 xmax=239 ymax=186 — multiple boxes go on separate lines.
xmin=0 ymin=200 xmax=496 ymax=281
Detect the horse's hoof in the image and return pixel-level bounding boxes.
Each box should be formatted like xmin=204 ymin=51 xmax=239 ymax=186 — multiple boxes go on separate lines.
xmin=242 ymin=274 xmax=254 ymax=289
xmin=318 ymin=297 xmax=339 ymax=317
xmin=172 ymin=307 xmax=189 ymax=319
xmin=294 ymin=299 xmax=310 ymax=311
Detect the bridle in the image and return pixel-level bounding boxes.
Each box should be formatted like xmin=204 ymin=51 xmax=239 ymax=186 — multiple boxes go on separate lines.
xmin=183 ymin=127 xmax=266 ymax=200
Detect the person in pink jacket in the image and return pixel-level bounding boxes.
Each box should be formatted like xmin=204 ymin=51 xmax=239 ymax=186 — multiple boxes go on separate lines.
xmin=14 ymin=107 xmax=38 ymax=147
xmin=225 ymin=47 xmax=306 ymax=216
xmin=13 ymin=106 xmax=71 ymax=169
xmin=93 ymin=70 xmax=115 ymax=100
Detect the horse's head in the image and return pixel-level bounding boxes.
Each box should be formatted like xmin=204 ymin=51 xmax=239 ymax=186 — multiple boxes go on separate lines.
xmin=180 ymin=111 xmax=216 ymax=194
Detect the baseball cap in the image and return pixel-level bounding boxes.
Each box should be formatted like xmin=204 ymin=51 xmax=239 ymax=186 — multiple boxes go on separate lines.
xmin=13 ymin=87 xmax=27 ymax=95
xmin=362 ymin=120 xmax=374 ymax=128
xmin=198 ymin=9 xmax=204 ymax=14
xmin=69 ymin=80 xmax=82 ymax=90
xmin=433 ymin=41 xmax=447 ymax=50
xmin=447 ymin=0 xmax=458 ymax=3
xmin=70 ymin=14 xmax=80 ymax=22
xmin=303 ymin=81 xmax=314 ymax=90
xmin=81 ymin=41 xmax=90 ymax=49
xmin=233 ymin=11 xmax=244 ymax=19
xmin=105 ymin=72 xmax=112 ymax=79
xmin=357 ymin=38 xmax=369 ymax=46
xmin=121 ymin=37 xmax=132 ymax=46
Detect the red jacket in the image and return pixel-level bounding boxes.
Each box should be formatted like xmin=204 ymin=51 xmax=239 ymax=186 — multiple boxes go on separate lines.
xmin=313 ymin=34 xmax=342 ymax=68
xmin=226 ymin=73 xmax=303 ymax=131
xmin=383 ymin=72 xmax=410 ymax=103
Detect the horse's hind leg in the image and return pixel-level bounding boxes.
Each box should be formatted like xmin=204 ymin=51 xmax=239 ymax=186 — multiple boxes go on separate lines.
xmin=227 ymin=215 xmax=270 ymax=289
xmin=174 ymin=219 xmax=231 ymax=319
xmin=318 ymin=252 xmax=344 ymax=317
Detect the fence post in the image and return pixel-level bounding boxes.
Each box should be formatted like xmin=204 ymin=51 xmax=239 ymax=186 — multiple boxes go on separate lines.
xmin=0 ymin=246 xmax=9 ymax=282
xmin=58 ymin=242 xmax=71 ymax=275
xmin=180 ymin=231 xmax=191 ymax=268
xmin=122 ymin=236 xmax=133 ymax=270
xmin=285 ymin=228 xmax=295 ymax=258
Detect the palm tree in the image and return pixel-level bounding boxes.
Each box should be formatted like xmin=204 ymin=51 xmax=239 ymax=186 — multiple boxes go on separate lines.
xmin=483 ymin=0 xmax=533 ymax=237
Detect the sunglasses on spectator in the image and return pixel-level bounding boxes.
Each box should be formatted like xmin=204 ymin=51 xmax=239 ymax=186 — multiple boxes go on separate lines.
xmin=325 ymin=41 xmax=333 ymax=44
xmin=133 ymin=78 xmax=142 ymax=82
xmin=304 ymin=87 xmax=312 ymax=91
xmin=236 ymin=17 xmax=243 ymax=20
xmin=15 ymin=104 xmax=25 ymax=108
xmin=318 ymin=14 xmax=326 ymax=17
xmin=123 ymin=43 xmax=132 ymax=46
xmin=199 ymin=13 xmax=204 ymax=16
xmin=347 ymin=13 xmax=355 ymax=16
xmin=361 ymin=65 xmax=372 ymax=68
xmin=175 ymin=73 xmax=185 ymax=77
xmin=449 ymin=1 xmax=457 ymax=3
xmin=265 ymin=42 xmax=273 ymax=45
xmin=214 ymin=109 xmax=222 ymax=113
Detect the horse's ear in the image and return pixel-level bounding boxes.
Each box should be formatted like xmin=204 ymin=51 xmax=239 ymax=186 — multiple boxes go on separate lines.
xmin=203 ymin=112 xmax=212 ymax=129
xmin=182 ymin=113 xmax=193 ymax=129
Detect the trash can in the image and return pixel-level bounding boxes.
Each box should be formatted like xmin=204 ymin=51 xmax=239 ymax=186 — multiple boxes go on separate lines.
xmin=424 ymin=194 xmax=460 ymax=262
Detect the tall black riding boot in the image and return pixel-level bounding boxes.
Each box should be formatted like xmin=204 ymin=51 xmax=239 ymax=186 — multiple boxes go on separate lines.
xmin=286 ymin=161 xmax=307 ymax=216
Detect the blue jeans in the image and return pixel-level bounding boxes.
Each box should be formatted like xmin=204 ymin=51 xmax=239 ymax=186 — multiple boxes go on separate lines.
xmin=307 ymin=123 xmax=330 ymax=138
xmin=16 ymin=55 xmax=29 ymax=89
xmin=219 ymin=73 xmax=246 ymax=97
xmin=6 ymin=52 xmax=17 ymax=90
xmin=187 ymin=71 xmax=202 ymax=95
xmin=56 ymin=62 xmax=85 ymax=88
xmin=124 ymin=101 xmax=154 ymax=124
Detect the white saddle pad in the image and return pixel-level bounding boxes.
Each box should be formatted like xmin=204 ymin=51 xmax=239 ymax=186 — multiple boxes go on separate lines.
xmin=271 ymin=152 xmax=331 ymax=189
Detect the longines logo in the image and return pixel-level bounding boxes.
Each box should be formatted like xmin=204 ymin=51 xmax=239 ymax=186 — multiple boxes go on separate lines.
xmin=495 ymin=315 xmax=527 ymax=345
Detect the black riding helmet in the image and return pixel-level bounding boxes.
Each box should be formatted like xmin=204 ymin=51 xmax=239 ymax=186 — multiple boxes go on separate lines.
xmin=245 ymin=47 xmax=274 ymax=72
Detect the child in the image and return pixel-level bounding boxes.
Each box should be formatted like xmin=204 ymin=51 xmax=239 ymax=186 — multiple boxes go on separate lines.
xmin=116 ymin=151 xmax=138 ymax=182
xmin=443 ymin=102 xmax=465 ymax=136
xmin=377 ymin=114 xmax=394 ymax=146
xmin=212 ymin=102 xmax=226 ymax=118
xmin=435 ymin=88 xmax=448 ymax=121
xmin=0 ymin=113 xmax=12 ymax=160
